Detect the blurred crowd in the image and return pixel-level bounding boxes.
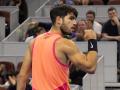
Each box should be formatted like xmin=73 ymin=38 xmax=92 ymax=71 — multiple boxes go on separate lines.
xmin=0 ymin=62 xmax=31 ymax=90
xmin=54 ymin=0 xmax=119 ymax=5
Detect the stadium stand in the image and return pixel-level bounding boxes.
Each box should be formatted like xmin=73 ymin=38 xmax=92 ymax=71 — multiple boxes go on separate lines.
xmin=0 ymin=17 xmax=5 ymax=41
xmin=83 ymin=56 xmax=104 ymax=90
xmin=0 ymin=10 xmax=10 ymax=36
xmin=35 ymin=5 xmax=120 ymax=23
xmin=26 ymin=0 xmax=50 ymax=16
xmin=0 ymin=6 xmax=19 ymax=33
xmin=0 ymin=11 xmax=10 ymax=25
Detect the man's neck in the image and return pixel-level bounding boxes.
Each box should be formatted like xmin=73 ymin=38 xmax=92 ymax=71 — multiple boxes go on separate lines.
xmin=111 ymin=20 xmax=116 ymax=25
xmin=49 ymin=25 xmax=62 ymax=36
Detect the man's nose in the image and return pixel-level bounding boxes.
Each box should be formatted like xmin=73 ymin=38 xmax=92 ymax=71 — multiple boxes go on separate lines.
xmin=73 ymin=20 xmax=77 ymax=25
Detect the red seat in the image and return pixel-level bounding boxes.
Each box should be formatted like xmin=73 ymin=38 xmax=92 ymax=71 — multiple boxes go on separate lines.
xmin=0 ymin=11 xmax=10 ymax=25
xmin=0 ymin=87 xmax=7 ymax=90
xmin=108 ymin=0 xmax=120 ymax=5
xmin=93 ymin=0 xmax=104 ymax=5
xmin=0 ymin=61 xmax=15 ymax=72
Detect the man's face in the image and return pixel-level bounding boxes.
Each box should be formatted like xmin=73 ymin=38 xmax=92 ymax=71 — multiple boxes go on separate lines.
xmin=108 ymin=10 xmax=117 ymax=19
xmin=60 ymin=13 xmax=77 ymax=34
xmin=86 ymin=14 xmax=95 ymax=22
xmin=86 ymin=20 xmax=93 ymax=29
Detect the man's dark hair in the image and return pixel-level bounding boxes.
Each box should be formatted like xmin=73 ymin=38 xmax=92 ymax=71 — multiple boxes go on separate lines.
xmin=108 ymin=7 xmax=117 ymax=12
xmin=50 ymin=5 xmax=78 ymax=24
xmin=86 ymin=10 xmax=95 ymax=17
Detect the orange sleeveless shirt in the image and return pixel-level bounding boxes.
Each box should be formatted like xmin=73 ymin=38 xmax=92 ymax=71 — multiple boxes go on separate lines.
xmin=32 ymin=32 xmax=70 ymax=90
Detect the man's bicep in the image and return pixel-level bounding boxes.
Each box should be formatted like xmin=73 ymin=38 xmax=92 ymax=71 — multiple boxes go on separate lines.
xmin=64 ymin=42 xmax=86 ymax=65
xmin=68 ymin=49 xmax=86 ymax=66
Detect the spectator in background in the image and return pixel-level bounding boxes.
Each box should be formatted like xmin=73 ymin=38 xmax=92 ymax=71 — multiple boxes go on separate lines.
xmin=101 ymin=7 xmax=120 ymax=40
xmin=55 ymin=0 xmax=94 ymax=5
xmin=10 ymin=0 xmax=28 ymax=24
xmin=86 ymin=10 xmax=102 ymax=40
xmin=26 ymin=21 xmax=51 ymax=41
xmin=73 ymin=0 xmax=93 ymax=5
xmin=6 ymin=71 xmax=17 ymax=90
xmin=0 ymin=64 xmax=8 ymax=84
xmin=25 ymin=26 xmax=46 ymax=43
xmin=0 ymin=64 xmax=5 ymax=84
xmin=75 ymin=19 xmax=87 ymax=41
xmin=65 ymin=0 xmax=74 ymax=5
xmin=38 ymin=22 xmax=52 ymax=32
xmin=54 ymin=0 xmax=66 ymax=5
xmin=101 ymin=7 xmax=120 ymax=74
xmin=54 ymin=0 xmax=74 ymax=5
xmin=25 ymin=21 xmax=39 ymax=38
xmin=17 ymin=21 xmax=38 ymax=42
xmin=7 ymin=71 xmax=31 ymax=90
xmin=18 ymin=0 xmax=28 ymax=24
xmin=75 ymin=19 xmax=94 ymax=41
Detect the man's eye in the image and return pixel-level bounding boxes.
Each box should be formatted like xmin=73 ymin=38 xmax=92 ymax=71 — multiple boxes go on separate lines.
xmin=70 ymin=17 xmax=75 ymax=20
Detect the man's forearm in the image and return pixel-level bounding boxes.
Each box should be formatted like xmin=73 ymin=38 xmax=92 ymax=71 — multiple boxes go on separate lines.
xmin=17 ymin=75 xmax=27 ymax=90
xmin=86 ymin=51 xmax=97 ymax=73
xmin=102 ymin=34 xmax=119 ymax=41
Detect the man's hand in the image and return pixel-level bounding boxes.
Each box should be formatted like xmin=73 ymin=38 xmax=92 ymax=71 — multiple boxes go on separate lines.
xmin=115 ymin=36 xmax=120 ymax=41
xmin=84 ymin=29 xmax=97 ymax=40
xmin=9 ymin=76 xmax=16 ymax=85
xmin=112 ymin=16 xmax=120 ymax=25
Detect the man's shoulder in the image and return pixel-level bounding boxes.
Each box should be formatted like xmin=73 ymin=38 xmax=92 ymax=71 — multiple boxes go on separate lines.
xmin=56 ymin=38 xmax=77 ymax=55
xmin=56 ymin=38 xmax=75 ymax=47
xmin=102 ymin=20 xmax=111 ymax=27
xmin=94 ymin=21 xmax=102 ymax=27
xmin=104 ymin=20 xmax=111 ymax=24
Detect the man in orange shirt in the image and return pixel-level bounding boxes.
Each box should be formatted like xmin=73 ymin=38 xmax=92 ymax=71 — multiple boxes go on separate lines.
xmin=17 ymin=5 xmax=97 ymax=90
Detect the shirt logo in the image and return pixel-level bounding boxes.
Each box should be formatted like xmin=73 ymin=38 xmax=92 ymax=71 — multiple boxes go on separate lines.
xmin=90 ymin=42 xmax=93 ymax=48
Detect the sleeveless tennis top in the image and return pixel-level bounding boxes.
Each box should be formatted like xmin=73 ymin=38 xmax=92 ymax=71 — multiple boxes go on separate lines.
xmin=32 ymin=32 xmax=70 ymax=90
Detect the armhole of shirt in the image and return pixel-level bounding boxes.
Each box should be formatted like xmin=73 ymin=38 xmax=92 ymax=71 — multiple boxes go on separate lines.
xmin=31 ymin=39 xmax=36 ymax=56
xmin=53 ymin=37 xmax=69 ymax=68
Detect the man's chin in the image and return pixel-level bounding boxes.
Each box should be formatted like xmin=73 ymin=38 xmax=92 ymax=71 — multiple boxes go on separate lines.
xmin=65 ymin=32 xmax=72 ymax=35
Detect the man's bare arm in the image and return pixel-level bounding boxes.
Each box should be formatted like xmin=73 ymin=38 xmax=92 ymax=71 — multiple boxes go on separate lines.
xmin=112 ymin=16 xmax=120 ymax=35
xmin=101 ymin=33 xmax=120 ymax=41
xmin=63 ymin=40 xmax=97 ymax=73
xmin=17 ymin=40 xmax=33 ymax=90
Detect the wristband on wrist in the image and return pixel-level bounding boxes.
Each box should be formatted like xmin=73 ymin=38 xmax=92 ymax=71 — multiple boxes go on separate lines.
xmin=88 ymin=39 xmax=98 ymax=52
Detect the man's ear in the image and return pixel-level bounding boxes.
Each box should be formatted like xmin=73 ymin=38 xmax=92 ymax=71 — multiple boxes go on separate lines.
xmin=56 ymin=16 xmax=63 ymax=25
